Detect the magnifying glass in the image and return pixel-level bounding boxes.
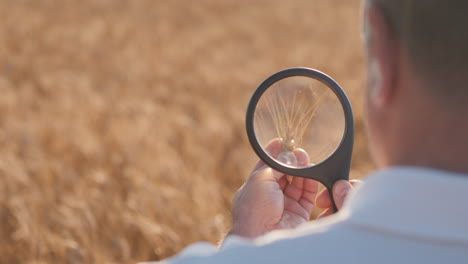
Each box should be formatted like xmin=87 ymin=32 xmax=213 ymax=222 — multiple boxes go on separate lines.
xmin=246 ymin=68 xmax=354 ymax=212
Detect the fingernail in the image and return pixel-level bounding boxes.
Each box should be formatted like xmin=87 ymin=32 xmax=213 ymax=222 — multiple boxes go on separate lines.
xmin=336 ymin=182 xmax=350 ymax=197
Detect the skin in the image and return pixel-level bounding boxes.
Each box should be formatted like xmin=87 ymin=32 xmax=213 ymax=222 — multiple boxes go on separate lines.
xmin=228 ymin=139 xmax=357 ymax=239
xmin=363 ymin=1 xmax=468 ymax=173
xmin=227 ymin=0 xmax=468 ymax=239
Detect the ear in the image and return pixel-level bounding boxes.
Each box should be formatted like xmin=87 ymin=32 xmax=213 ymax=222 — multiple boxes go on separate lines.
xmin=365 ymin=4 xmax=398 ymax=107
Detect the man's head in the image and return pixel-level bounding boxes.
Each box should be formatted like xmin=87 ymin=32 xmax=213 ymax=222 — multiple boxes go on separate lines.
xmin=363 ymin=0 xmax=468 ymax=172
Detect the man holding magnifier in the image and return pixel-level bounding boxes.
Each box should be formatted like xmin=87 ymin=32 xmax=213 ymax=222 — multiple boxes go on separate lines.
xmin=146 ymin=0 xmax=468 ymax=263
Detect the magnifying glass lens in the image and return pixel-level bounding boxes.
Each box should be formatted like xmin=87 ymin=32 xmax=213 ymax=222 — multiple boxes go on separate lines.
xmin=253 ymin=76 xmax=345 ymax=168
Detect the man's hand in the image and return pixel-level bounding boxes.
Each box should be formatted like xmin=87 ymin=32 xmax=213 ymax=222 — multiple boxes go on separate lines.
xmin=315 ymin=179 xmax=361 ymax=219
xmin=228 ymin=139 xmax=358 ymax=239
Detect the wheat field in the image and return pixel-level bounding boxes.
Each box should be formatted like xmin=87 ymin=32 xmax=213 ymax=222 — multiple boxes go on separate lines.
xmin=0 ymin=0 xmax=372 ymax=263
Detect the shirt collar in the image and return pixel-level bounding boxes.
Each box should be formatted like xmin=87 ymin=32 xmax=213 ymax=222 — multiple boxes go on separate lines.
xmin=342 ymin=166 xmax=468 ymax=244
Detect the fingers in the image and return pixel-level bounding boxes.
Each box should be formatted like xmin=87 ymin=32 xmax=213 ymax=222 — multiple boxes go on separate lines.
xmin=298 ymin=179 xmax=319 ymax=213
xmin=284 ymin=149 xmax=319 ymax=214
xmin=284 ymin=148 xmax=309 ymax=200
xmin=293 ymin=148 xmax=319 ymax=212
xmin=332 ymin=180 xmax=353 ymax=209
xmin=293 ymin=148 xmax=309 ymax=167
xmin=250 ymin=139 xmax=285 ymax=182
xmin=278 ymin=175 xmax=289 ymax=191
xmin=315 ymin=180 xmax=351 ymax=210
xmin=317 ymin=208 xmax=333 ymax=219
xmin=316 ymin=179 xmax=361 ymax=210
xmin=251 ymin=139 xmax=283 ymax=172
xmin=315 ymin=187 xmax=333 ymax=209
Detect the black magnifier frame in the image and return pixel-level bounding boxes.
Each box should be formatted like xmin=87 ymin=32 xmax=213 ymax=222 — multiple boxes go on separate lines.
xmin=246 ymin=68 xmax=354 ymax=212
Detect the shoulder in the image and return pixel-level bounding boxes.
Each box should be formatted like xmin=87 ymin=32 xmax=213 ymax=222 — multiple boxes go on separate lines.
xmin=150 ymin=214 xmax=349 ymax=264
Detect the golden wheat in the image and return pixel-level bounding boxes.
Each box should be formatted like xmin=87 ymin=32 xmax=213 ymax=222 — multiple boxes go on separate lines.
xmin=255 ymin=78 xmax=328 ymax=167
xmin=0 ymin=0 xmax=371 ymax=263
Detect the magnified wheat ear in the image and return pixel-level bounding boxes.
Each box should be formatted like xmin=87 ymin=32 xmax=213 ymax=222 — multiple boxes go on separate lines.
xmin=264 ymin=85 xmax=326 ymax=166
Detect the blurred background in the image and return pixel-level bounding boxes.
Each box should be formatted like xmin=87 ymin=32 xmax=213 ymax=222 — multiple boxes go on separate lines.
xmin=0 ymin=0 xmax=372 ymax=263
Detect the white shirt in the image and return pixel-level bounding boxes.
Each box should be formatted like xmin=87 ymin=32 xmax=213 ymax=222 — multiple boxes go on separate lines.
xmin=143 ymin=167 xmax=468 ymax=264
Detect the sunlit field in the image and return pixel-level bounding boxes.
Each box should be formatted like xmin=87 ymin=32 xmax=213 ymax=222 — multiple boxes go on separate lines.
xmin=0 ymin=0 xmax=372 ymax=263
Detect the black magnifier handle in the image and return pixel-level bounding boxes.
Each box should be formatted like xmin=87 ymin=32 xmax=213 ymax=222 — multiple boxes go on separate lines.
xmin=332 ymin=200 xmax=339 ymax=213
xmin=324 ymin=183 xmax=339 ymax=213
xmin=331 ymin=201 xmax=338 ymax=213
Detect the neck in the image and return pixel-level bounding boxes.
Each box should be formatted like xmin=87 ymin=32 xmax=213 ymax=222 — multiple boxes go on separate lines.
xmin=385 ymin=83 xmax=468 ymax=174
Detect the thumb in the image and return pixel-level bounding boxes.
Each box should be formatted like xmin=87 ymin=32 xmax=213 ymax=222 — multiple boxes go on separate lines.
xmin=332 ymin=180 xmax=353 ymax=210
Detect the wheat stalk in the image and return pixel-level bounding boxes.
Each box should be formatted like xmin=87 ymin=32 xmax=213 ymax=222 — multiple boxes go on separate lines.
xmin=264 ymin=82 xmax=327 ymax=154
